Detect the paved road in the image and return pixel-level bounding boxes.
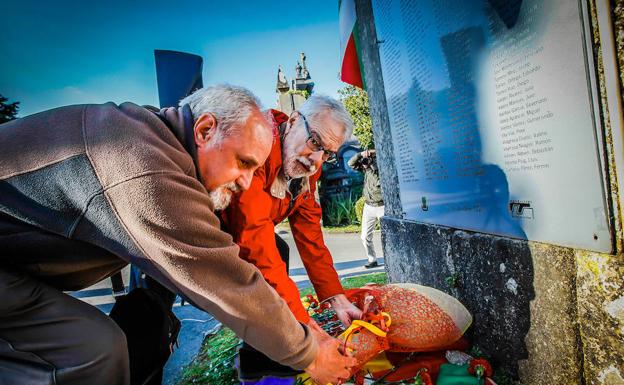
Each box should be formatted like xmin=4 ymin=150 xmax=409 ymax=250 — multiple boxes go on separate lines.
xmin=69 ymin=230 xmax=383 ymax=385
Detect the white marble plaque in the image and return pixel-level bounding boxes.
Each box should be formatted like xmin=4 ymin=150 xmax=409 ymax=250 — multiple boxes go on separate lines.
xmin=372 ymin=0 xmax=611 ymax=252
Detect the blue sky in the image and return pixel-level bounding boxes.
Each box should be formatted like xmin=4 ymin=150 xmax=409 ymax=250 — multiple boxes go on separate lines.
xmin=1 ymin=0 xmax=345 ymax=117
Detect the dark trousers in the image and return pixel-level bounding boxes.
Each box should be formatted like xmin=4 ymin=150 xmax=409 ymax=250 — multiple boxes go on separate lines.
xmin=237 ymin=234 xmax=303 ymax=380
xmin=274 ymin=233 xmax=290 ymax=271
xmin=115 ymin=271 xmax=176 ymax=385
xmin=0 ymin=267 xmax=130 ymax=385
xmin=0 ymin=213 xmax=130 ymax=385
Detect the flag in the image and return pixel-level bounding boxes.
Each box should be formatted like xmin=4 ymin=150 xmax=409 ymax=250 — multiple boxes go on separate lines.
xmin=154 ymin=50 xmax=203 ymax=108
xmin=339 ymin=0 xmax=365 ymax=89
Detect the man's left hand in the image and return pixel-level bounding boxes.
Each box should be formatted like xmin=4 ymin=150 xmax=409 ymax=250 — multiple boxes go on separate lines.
xmin=329 ymin=294 xmax=363 ymax=327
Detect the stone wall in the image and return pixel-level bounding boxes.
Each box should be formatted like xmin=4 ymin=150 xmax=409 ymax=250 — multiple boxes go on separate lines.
xmin=355 ymin=0 xmax=624 ymax=383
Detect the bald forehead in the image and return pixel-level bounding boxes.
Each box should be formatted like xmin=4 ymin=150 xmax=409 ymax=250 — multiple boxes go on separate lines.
xmin=217 ymin=108 xmax=273 ymax=169
xmin=247 ymin=108 xmax=274 ymax=143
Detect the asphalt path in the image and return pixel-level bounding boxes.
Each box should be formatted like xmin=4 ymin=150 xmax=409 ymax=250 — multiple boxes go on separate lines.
xmin=68 ymin=230 xmax=384 ymax=384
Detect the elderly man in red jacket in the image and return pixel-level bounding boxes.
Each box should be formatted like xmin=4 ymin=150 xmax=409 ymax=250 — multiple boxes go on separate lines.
xmin=221 ymin=95 xmax=363 ymax=379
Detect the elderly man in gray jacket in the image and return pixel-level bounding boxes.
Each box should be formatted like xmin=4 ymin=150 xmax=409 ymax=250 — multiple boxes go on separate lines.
xmin=0 ymin=85 xmax=354 ymax=385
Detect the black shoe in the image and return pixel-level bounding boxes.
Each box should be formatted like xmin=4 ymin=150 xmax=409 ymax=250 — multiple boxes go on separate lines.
xmin=364 ymin=261 xmax=379 ymax=269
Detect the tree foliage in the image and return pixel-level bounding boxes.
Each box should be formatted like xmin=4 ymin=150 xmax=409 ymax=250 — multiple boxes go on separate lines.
xmin=288 ymin=89 xmax=311 ymax=99
xmin=338 ymin=85 xmax=374 ymax=149
xmin=0 ymin=94 xmax=20 ymax=124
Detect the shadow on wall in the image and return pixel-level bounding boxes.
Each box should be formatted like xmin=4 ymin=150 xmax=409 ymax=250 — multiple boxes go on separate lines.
xmin=381 ymin=0 xmax=534 ymax=378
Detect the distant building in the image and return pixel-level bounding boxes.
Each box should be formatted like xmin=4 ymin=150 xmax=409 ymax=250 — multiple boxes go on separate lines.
xmin=275 ymin=52 xmax=315 ymax=115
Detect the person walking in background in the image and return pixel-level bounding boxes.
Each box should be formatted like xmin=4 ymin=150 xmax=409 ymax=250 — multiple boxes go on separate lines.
xmin=348 ymin=149 xmax=384 ymax=268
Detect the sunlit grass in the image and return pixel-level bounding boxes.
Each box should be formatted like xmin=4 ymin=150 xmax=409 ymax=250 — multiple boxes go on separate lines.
xmin=176 ymin=272 xmax=388 ymax=385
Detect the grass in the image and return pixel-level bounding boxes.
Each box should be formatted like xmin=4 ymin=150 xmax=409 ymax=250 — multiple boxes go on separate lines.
xmin=276 ymin=220 xmax=362 ymax=234
xmin=176 ymin=327 xmax=240 ymax=385
xmin=176 ymin=272 xmax=388 ymax=385
xmin=322 ymin=224 xmax=362 ymax=233
xmin=298 ymin=272 xmax=388 ymax=297
xmin=323 ymin=194 xmax=360 ymax=227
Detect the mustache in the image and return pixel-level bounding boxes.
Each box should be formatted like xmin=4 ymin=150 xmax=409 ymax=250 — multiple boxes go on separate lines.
xmin=296 ymin=156 xmax=316 ymax=173
xmin=222 ymin=181 xmax=240 ymax=193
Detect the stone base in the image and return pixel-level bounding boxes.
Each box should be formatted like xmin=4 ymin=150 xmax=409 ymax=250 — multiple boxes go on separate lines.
xmin=381 ymin=217 xmax=623 ymax=384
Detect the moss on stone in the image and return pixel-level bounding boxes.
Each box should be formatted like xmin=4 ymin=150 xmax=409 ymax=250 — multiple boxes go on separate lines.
xmin=576 ymin=250 xmax=624 ymax=385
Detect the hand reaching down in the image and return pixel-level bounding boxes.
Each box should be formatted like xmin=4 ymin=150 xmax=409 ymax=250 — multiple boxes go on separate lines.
xmin=305 ymin=320 xmax=356 ymax=385
xmin=329 ymin=294 xmax=363 ymax=327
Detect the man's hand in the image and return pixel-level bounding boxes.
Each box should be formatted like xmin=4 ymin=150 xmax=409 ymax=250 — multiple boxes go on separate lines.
xmin=329 ymin=294 xmax=363 ymax=327
xmin=305 ymin=321 xmax=356 ymax=385
xmin=360 ymin=149 xmax=376 ymax=157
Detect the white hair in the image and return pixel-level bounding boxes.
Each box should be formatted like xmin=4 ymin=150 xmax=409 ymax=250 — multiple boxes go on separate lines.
xmin=298 ymin=95 xmax=354 ymax=139
xmin=180 ymin=84 xmax=263 ymax=138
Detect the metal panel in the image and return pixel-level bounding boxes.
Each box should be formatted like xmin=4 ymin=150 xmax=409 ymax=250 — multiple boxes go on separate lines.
xmin=371 ymin=0 xmax=611 ymax=252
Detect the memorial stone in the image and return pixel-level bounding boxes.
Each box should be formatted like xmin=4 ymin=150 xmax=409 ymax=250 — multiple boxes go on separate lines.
xmin=371 ymin=0 xmax=611 ymax=252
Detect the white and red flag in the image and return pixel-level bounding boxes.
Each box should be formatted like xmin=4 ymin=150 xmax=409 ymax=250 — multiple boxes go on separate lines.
xmin=339 ymin=0 xmax=365 ymax=89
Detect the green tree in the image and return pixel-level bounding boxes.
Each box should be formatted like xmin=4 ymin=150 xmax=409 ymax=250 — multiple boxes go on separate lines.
xmin=0 ymin=94 xmax=20 ymax=124
xmin=338 ymin=85 xmax=374 ymax=149
xmin=288 ymin=89 xmax=310 ymax=99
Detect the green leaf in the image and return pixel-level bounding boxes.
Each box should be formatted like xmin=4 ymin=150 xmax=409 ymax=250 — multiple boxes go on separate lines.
xmin=338 ymin=86 xmax=374 ymax=149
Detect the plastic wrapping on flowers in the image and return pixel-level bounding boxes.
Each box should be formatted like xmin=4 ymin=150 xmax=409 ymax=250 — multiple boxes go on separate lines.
xmin=300 ymin=283 xmax=502 ymax=385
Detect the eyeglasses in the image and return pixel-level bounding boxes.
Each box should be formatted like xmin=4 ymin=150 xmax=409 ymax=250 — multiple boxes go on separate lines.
xmin=298 ymin=112 xmax=337 ymax=163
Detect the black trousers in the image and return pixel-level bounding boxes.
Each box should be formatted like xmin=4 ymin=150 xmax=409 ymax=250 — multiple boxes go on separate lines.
xmin=274 ymin=233 xmax=290 ymax=271
xmin=0 ymin=266 xmax=130 ymax=385
xmin=237 ymin=234 xmax=303 ymax=380
xmin=0 ymin=213 xmax=130 ymax=385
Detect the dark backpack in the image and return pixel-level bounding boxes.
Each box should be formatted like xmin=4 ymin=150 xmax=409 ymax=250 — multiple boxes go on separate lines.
xmin=109 ymin=283 xmax=181 ymax=385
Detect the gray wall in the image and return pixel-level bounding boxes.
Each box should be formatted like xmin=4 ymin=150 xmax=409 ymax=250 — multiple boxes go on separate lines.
xmin=355 ymin=0 xmax=624 ymax=383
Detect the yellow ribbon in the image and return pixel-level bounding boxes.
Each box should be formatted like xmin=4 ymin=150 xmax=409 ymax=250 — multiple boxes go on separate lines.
xmin=362 ymin=351 xmax=395 ymax=372
xmin=295 ymin=313 xmax=393 ymax=384
xmin=339 ymin=312 xmax=392 ymax=340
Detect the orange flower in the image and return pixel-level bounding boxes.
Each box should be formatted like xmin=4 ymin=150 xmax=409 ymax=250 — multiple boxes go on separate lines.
xmin=468 ymin=358 xmax=493 ymax=378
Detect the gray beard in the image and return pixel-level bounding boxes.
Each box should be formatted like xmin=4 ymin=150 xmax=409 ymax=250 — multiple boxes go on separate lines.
xmin=208 ymin=182 xmax=239 ymax=211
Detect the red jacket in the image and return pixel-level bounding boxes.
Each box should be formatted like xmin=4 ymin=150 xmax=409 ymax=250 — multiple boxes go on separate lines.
xmin=220 ymin=109 xmax=344 ymax=322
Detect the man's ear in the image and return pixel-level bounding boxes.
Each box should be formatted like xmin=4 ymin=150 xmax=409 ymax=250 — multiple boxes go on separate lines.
xmin=194 ymin=112 xmax=218 ymax=146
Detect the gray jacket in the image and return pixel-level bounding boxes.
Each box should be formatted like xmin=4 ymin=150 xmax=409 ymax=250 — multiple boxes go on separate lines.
xmin=348 ymin=152 xmax=384 ymax=206
xmin=0 ymin=102 xmax=316 ymax=369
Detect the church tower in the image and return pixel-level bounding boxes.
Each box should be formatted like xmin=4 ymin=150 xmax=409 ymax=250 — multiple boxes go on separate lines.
xmin=276 ymin=52 xmax=315 ymax=115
